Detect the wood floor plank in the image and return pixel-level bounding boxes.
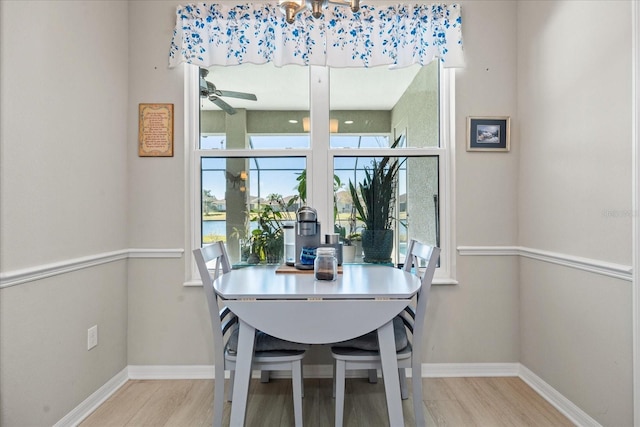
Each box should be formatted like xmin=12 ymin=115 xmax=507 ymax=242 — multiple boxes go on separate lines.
xmin=302 ymin=378 xmax=334 ymax=426
xmin=244 ymin=379 xmax=288 ymax=426
xmin=347 ymin=377 xmax=389 ymax=426
xmin=425 ymin=398 xmax=476 ymax=426
xmin=420 ymin=398 xmax=438 ymax=427
xmin=80 ymin=376 xmax=574 ymax=427
xmin=497 ymin=377 xmax=574 ymax=426
xmin=164 ymin=380 xmax=213 ymax=427
xmin=124 ymin=380 xmax=195 ymax=426
xmin=80 ymin=380 xmax=163 ymax=426
xmin=423 ymin=377 xmax=459 ymax=402
xmin=465 ymin=377 xmax=535 ymax=426
xmin=441 ymin=377 xmax=513 ymax=427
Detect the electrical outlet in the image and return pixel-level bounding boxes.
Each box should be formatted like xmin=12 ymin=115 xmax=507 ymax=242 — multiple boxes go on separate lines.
xmin=87 ymin=325 xmax=98 ymax=350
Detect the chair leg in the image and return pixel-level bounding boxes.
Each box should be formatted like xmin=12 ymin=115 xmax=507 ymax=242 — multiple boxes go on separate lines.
xmin=227 ymin=370 xmax=235 ymax=402
xmin=260 ymin=370 xmax=270 ymax=383
xmin=399 ymin=368 xmax=408 ymax=400
xmin=291 ymin=361 xmax=304 ymax=427
xmin=301 ymin=362 xmax=305 ymax=398
xmin=412 ymin=363 xmax=425 ymax=427
xmin=300 ymin=359 xmax=304 ymax=399
xmin=332 ymin=362 xmax=336 ymax=398
xmin=334 ymin=360 xmax=346 ymax=427
xmin=213 ymin=366 xmax=225 ymax=427
xmin=368 ymin=368 xmax=378 ymax=384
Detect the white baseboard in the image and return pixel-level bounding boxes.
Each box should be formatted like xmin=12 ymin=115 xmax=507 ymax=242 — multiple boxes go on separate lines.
xmin=422 ymin=362 xmax=520 ymax=377
xmin=60 ymin=363 xmax=600 ymax=427
xmin=518 ymin=365 xmax=601 ymax=427
xmin=128 ymin=364 xmax=215 ymax=379
xmin=53 ymin=367 xmax=129 ymax=427
xmin=127 ymin=364 xmax=336 ymax=380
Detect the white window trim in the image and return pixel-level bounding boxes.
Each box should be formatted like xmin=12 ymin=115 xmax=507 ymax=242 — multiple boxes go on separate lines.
xmin=184 ymin=64 xmax=201 ymax=286
xmin=183 ymin=63 xmax=457 ymax=285
xmin=438 ymin=68 xmax=457 ymax=284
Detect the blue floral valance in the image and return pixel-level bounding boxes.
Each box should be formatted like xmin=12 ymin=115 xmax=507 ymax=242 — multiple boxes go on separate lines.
xmin=169 ymin=3 xmax=464 ymax=69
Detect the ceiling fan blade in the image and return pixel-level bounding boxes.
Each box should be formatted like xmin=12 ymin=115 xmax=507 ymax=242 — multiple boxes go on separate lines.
xmin=218 ymin=90 xmax=257 ymax=101
xmin=210 ymin=96 xmax=237 ymax=115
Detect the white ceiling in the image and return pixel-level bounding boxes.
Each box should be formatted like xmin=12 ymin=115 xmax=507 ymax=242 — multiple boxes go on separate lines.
xmin=200 ymin=62 xmax=421 ymax=111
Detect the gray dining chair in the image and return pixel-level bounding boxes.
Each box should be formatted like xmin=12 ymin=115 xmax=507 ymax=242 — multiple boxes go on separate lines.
xmin=330 ymin=240 xmax=440 ymax=427
xmin=193 ymin=242 xmax=308 ymax=427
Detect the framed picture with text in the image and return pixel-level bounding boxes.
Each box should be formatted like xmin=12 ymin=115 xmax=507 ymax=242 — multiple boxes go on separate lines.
xmin=466 ymin=116 xmax=510 ymax=152
xmin=138 ymin=103 xmax=174 ymax=157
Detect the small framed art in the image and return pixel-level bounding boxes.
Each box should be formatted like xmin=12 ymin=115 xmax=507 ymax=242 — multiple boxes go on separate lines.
xmin=138 ymin=103 xmax=174 ymax=157
xmin=467 ymin=116 xmax=510 ymax=152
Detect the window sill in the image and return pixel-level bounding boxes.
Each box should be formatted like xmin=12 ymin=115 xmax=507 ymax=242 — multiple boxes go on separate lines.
xmin=433 ymin=277 xmax=459 ymax=286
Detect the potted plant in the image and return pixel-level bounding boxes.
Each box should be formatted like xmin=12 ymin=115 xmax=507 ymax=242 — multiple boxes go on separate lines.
xmin=231 ymin=225 xmax=252 ymax=263
xmin=348 ymin=137 xmax=404 ymax=263
xmin=342 ymin=232 xmax=363 ymax=263
xmin=347 ymin=232 xmax=363 ymax=261
xmin=247 ymin=194 xmax=294 ymax=264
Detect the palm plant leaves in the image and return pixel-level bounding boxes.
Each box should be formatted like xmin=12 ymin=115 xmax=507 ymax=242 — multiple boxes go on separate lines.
xmin=349 ymin=137 xmax=404 ymax=231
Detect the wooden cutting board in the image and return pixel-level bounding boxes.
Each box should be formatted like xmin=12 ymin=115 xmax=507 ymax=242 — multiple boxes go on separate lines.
xmin=275 ymin=264 xmax=343 ymax=274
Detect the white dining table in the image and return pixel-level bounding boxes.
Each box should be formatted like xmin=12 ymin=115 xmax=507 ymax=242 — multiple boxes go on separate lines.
xmin=213 ymin=264 xmax=421 ymax=426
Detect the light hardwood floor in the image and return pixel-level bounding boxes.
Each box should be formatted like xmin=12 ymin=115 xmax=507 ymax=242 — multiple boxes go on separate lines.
xmin=80 ymin=377 xmax=574 ymax=426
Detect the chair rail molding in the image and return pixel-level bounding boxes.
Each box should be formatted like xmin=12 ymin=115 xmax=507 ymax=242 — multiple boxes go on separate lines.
xmin=457 ymin=245 xmax=632 ymax=282
xmin=0 ymin=248 xmax=184 ymax=289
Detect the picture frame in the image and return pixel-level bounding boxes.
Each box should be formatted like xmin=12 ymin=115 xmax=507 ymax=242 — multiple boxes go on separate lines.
xmin=138 ymin=103 xmax=174 ymax=157
xmin=466 ymin=116 xmax=510 ymax=152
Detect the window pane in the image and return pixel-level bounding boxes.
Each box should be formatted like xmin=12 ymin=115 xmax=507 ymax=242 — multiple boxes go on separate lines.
xmin=196 ymin=60 xmax=444 ymax=270
xmin=330 ymin=135 xmax=389 ymax=149
xmin=250 ymin=135 xmax=309 ymax=149
xmin=334 ymin=156 xmax=438 ymax=265
xmin=201 ymin=134 xmax=226 ymax=150
xmin=200 ymin=63 xmax=310 ymax=149
xmin=201 ymin=157 xmax=305 ymax=264
xmin=330 ymin=62 xmax=439 ymax=148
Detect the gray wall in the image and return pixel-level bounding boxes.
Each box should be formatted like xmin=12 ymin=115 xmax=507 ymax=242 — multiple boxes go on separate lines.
xmin=0 ymin=1 xmax=634 ymax=425
xmin=517 ymin=2 xmax=633 ymax=425
xmin=440 ymin=0 xmax=521 ymax=363
xmin=125 ymin=0 xmax=210 ymax=367
xmin=124 ymin=0 xmax=524 ymax=367
xmin=0 ymin=1 xmax=130 ymax=425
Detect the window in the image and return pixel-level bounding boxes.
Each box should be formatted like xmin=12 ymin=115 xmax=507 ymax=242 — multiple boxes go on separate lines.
xmin=188 ymin=61 xmax=456 ymax=283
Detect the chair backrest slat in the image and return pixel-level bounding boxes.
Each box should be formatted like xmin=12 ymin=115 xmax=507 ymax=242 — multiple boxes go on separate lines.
xmin=193 ymin=242 xmax=232 ymax=368
xmin=221 ymin=315 xmax=238 ymax=336
xmin=402 ymin=240 xmax=440 ymax=356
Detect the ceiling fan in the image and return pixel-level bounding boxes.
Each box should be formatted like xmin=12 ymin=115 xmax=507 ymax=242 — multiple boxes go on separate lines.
xmin=199 ymin=68 xmax=258 ymax=115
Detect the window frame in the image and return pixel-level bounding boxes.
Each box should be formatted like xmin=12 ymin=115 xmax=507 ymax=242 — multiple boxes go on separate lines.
xmin=183 ymin=64 xmax=457 ymax=285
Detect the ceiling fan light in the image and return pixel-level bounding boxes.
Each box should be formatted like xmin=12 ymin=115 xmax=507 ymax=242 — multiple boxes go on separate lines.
xmin=281 ymin=0 xmax=360 ymax=24
xmin=310 ymin=0 xmax=325 ymax=19
xmin=279 ymin=0 xmax=304 ymax=23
